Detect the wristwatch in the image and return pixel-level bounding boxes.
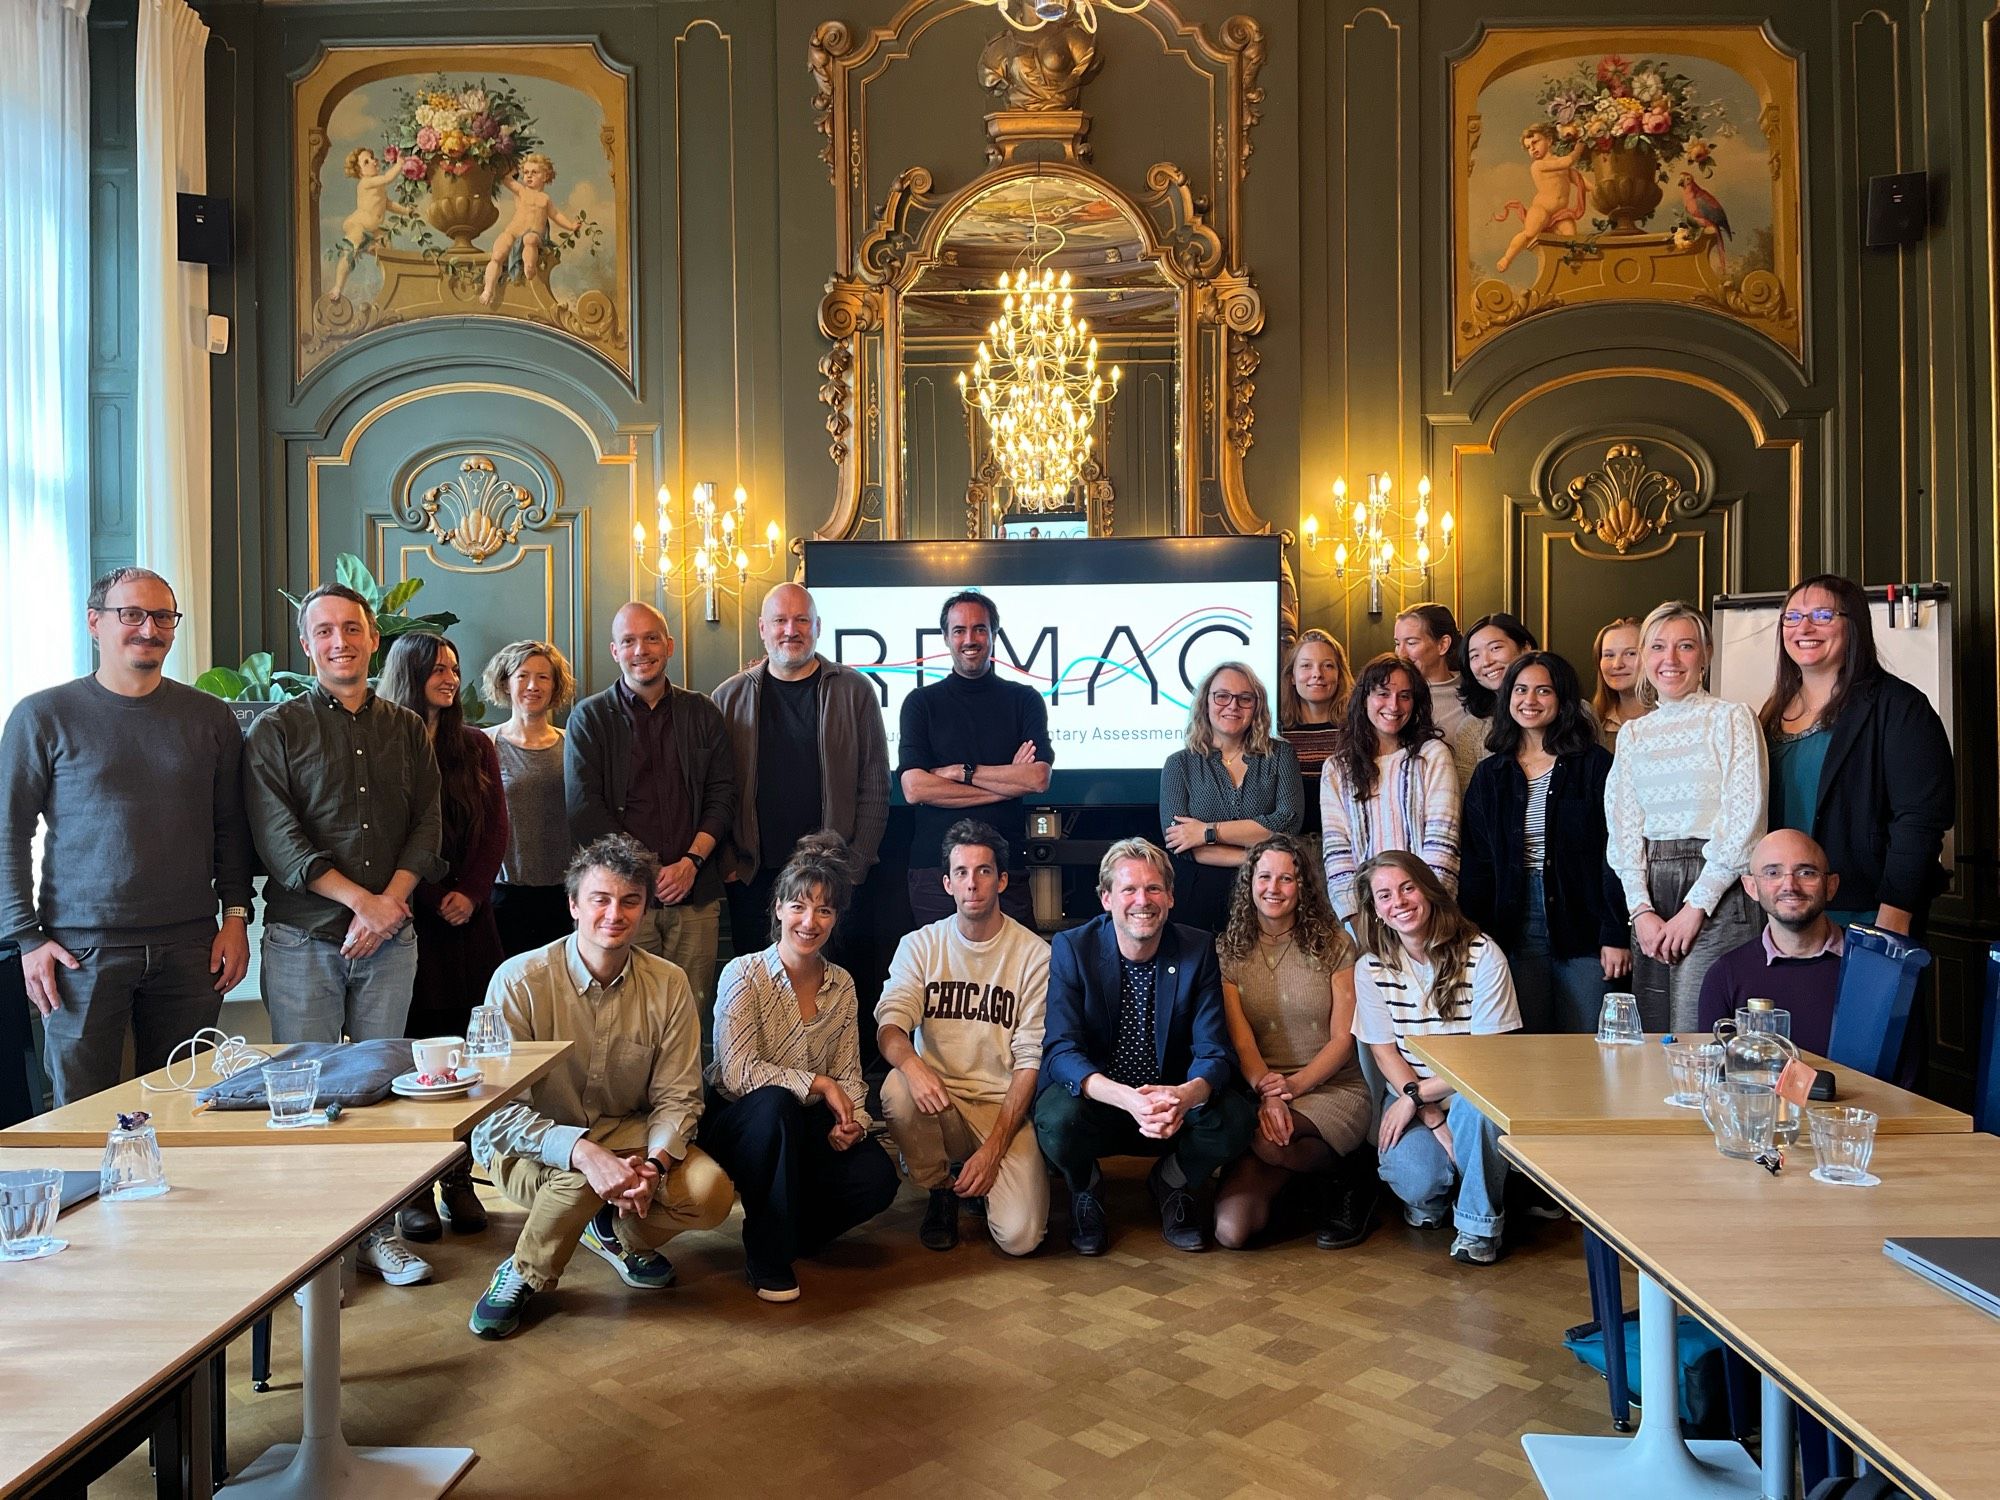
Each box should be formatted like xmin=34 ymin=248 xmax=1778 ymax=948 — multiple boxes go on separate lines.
xmin=648 ymin=1154 xmax=672 ymax=1178
xmin=686 ymin=850 xmax=706 ymax=870
xmin=1402 ymin=1080 xmax=1425 ymax=1110
xmin=222 ymin=905 xmax=252 ymax=922
xmin=961 ymin=761 xmax=976 ymax=783
xmin=1203 ymin=823 xmax=1218 ymax=844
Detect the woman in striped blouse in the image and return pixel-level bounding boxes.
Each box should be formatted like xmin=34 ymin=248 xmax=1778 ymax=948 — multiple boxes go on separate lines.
xmin=1603 ymin=601 xmax=1767 ymax=1034
xmin=1350 ymin=852 xmax=1520 ymax=1266
xmin=703 ymin=834 xmax=899 ymax=1303
xmin=1319 ymin=654 xmax=1461 ymax=925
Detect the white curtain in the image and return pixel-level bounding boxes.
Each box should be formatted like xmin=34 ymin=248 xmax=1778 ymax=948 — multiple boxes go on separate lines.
xmin=135 ymin=0 xmax=211 ymax=679
xmin=0 ymin=0 xmax=92 ymax=717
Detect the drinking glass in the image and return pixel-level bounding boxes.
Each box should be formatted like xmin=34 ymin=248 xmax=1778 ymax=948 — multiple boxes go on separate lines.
xmin=1700 ymin=1078 xmax=1778 ymax=1161
xmin=1663 ymin=1041 xmax=1725 ymax=1108
xmin=1808 ymin=1107 xmax=1881 ymax=1186
xmin=1596 ymin=992 xmax=1643 ymax=1045
xmin=0 ymin=1168 xmax=67 ymax=1261
xmin=465 ymin=1006 xmax=512 ymax=1060
xmin=264 ymin=1059 xmax=323 ymax=1129
xmin=100 ymin=1112 xmax=170 ymax=1200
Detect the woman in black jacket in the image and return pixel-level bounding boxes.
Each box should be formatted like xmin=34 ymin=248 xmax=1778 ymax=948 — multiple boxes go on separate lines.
xmin=1759 ymin=574 xmax=1955 ymax=935
xmin=1459 ymin=652 xmax=1630 ymax=1033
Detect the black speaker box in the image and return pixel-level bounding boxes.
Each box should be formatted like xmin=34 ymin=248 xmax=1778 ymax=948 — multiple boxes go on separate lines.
xmin=1864 ymin=171 xmax=1928 ymax=249
xmin=176 ymin=192 xmax=233 ymax=267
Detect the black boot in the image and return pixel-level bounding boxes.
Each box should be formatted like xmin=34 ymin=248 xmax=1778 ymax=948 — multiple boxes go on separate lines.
xmin=1316 ymin=1148 xmax=1380 ymax=1250
xmin=398 ymin=1182 xmax=443 ymax=1243
xmin=438 ymin=1165 xmax=488 ymax=1233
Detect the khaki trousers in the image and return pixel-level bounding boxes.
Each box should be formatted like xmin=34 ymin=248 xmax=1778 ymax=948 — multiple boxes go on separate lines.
xmin=495 ymin=1112 xmax=734 ymax=1290
xmin=633 ymin=900 xmax=722 ymax=1044
xmin=881 ymin=1068 xmax=1048 ymax=1256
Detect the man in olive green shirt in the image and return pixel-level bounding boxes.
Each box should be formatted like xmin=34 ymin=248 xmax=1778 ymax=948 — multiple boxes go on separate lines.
xmin=468 ymin=834 xmax=734 ymax=1339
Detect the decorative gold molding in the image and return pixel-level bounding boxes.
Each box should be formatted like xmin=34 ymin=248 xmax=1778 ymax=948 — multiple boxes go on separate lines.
xmin=1549 ymin=441 xmax=1701 ymax=555
xmin=409 ymin=454 xmax=551 ymax=563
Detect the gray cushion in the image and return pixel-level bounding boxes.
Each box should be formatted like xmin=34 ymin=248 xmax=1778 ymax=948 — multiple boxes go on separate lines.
xmin=194 ymin=1039 xmax=415 ymax=1110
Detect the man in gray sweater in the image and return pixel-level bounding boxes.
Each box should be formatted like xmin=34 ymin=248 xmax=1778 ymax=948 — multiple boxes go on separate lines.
xmin=0 ymin=568 xmax=255 ymax=1104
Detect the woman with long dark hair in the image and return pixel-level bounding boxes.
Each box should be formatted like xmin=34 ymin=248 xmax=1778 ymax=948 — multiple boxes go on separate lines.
xmin=380 ymin=630 xmax=509 ymax=1237
xmin=1319 ymin=654 xmax=1460 ymax=924
xmin=1212 ymin=835 xmax=1376 ymax=1252
xmin=1450 ymin=612 xmax=1538 ymax=787
xmin=1278 ymin=629 xmax=1352 ymax=838
xmin=1590 ymin=616 xmax=1647 ymax=748
xmin=1350 ymin=851 xmax=1519 ymax=1266
xmin=1460 ymin=652 xmax=1628 ymax=1032
xmin=1759 ymin=574 xmax=1953 ymax=935
xmin=1159 ymin=661 xmax=1302 ymax=933
xmin=1603 ymin=601 xmax=1765 ymax=1033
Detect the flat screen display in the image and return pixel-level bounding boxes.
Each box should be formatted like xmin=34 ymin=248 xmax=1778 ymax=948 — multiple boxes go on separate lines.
xmin=803 ymin=537 xmax=1284 ymax=804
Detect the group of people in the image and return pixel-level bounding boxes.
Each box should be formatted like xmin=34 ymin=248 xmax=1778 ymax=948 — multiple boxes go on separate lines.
xmin=0 ymin=565 xmax=1955 ymax=1339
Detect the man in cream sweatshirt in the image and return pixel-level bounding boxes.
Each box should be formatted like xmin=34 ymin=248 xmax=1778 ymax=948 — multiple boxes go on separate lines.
xmin=876 ymin=819 xmax=1050 ymax=1255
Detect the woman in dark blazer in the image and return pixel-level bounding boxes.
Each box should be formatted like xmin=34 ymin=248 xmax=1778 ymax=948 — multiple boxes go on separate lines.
xmin=1459 ymin=652 xmax=1629 ymax=1033
xmin=1759 ymin=574 xmax=1955 ymax=936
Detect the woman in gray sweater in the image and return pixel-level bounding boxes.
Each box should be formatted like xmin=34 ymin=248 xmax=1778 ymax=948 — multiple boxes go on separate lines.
xmin=1160 ymin=661 xmax=1302 ymax=935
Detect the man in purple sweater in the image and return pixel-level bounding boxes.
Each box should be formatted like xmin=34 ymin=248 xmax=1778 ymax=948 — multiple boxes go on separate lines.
xmin=1696 ymin=829 xmax=1844 ymax=1054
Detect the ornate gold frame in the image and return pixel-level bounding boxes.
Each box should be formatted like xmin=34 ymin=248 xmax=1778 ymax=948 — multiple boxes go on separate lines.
xmin=807 ymin=0 xmax=1267 ymax=541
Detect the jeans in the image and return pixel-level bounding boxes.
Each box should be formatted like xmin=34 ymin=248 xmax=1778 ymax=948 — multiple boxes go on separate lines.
xmin=698 ymin=1087 xmax=900 ymax=1277
xmin=1032 ymin=1084 xmax=1257 ymax=1196
xmin=1376 ymin=1089 xmax=1508 ymax=1238
xmin=42 ymin=939 xmax=221 ymax=1105
xmin=260 ymin=923 xmax=418 ymax=1044
xmin=1511 ymin=869 xmax=1612 ymax=1035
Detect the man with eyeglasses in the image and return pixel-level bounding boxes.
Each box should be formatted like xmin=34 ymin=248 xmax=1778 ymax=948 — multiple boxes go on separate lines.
xmin=0 ymin=568 xmax=256 ymax=1104
xmin=1695 ymin=828 xmax=1847 ymax=1054
xmin=896 ymin=590 xmax=1052 ymax=928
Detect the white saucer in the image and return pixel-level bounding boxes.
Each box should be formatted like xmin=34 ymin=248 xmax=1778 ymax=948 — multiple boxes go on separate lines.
xmin=1809 ymin=1167 xmax=1881 ymax=1188
xmin=390 ymin=1067 xmax=483 ymax=1099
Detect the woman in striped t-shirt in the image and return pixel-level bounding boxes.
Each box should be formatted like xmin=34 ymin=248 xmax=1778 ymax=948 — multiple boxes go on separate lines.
xmin=1351 ymin=851 xmax=1520 ymax=1266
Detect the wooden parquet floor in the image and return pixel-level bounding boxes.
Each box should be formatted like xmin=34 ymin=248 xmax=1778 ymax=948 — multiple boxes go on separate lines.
xmin=96 ymin=1164 xmax=1618 ymax=1499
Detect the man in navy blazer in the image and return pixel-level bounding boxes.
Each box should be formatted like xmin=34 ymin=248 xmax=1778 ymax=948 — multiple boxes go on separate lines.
xmin=1033 ymin=838 xmax=1255 ymax=1254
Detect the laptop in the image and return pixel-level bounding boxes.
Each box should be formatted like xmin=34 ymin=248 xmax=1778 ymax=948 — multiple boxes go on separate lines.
xmin=58 ymin=1170 xmax=99 ymax=1213
xmin=1884 ymin=1236 xmax=2000 ymax=1320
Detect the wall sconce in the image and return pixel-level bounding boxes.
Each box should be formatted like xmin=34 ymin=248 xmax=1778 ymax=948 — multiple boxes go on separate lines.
xmin=634 ymin=482 xmax=782 ymax=623
xmin=1299 ymin=471 xmax=1452 ymax=618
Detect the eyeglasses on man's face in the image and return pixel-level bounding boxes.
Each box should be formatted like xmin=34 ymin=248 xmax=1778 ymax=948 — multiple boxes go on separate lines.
xmin=96 ymin=607 xmax=184 ymax=629
xmin=1781 ymin=607 xmax=1843 ymax=627
xmin=1209 ymin=691 xmax=1258 ymax=711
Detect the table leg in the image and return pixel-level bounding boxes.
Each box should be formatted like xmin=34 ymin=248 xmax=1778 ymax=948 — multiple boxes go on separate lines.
xmin=1760 ymin=1377 xmax=1796 ymax=1500
xmin=219 ymin=1257 xmax=473 ymax=1498
xmin=1522 ymin=1273 xmax=1762 ymax=1498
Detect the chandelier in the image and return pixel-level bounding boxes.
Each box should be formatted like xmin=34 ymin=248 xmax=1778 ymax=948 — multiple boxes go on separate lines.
xmin=971 ymin=0 xmax=1148 ymax=33
xmin=956 ymin=267 xmax=1121 ymax=512
xmin=633 ymin=482 xmax=782 ymax=623
xmin=1301 ymin=471 xmax=1454 ymax=618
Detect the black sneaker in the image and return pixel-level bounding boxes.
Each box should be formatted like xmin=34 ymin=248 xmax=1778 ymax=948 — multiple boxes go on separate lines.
xmin=745 ymin=1263 xmax=801 ymax=1303
xmin=398 ymin=1191 xmax=442 ymax=1244
xmin=438 ymin=1170 xmax=488 ymax=1233
xmin=1148 ymin=1158 xmax=1205 ymax=1252
xmin=946 ymin=1160 xmax=987 ymax=1219
xmin=920 ymin=1187 xmax=960 ymax=1251
xmin=1316 ymin=1171 xmax=1379 ymax=1251
xmin=1069 ymin=1180 xmax=1109 ymax=1256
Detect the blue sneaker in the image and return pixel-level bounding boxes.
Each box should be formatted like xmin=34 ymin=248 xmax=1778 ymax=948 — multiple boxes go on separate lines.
xmin=582 ymin=1207 xmax=677 ymax=1289
xmin=468 ymin=1258 xmax=537 ymax=1340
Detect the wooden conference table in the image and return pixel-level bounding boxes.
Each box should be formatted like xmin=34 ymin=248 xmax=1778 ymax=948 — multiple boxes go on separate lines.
xmin=0 ymin=1142 xmax=457 ymax=1500
xmin=1507 ymin=1134 xmax=2000 ymax=1500
xmin=2 ymin=1039 xmax=573 ymax=1499
xmin=1406 ymin=1032 xmax=1972 ymax=1500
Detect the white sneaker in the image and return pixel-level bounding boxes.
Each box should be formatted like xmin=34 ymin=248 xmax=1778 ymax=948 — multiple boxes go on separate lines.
xmin=357 ymin=1229 xmax=433 ymax=1286
xmin=1403 ymin=1203 xmax=1448 ymax=1231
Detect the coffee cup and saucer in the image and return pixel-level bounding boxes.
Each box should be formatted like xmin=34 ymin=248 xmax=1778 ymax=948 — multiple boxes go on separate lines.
xmin=391 ymin=1037 xmax=484 ymax=1099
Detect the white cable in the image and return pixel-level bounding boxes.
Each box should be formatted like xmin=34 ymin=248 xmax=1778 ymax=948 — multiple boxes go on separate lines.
xmin=140 ymin=1027 xmax=276 ymax=1093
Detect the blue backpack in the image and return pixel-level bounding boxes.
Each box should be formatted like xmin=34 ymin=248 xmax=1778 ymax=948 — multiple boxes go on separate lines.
xmin=1562 ymin=1309 xmax=1733 ymax=1435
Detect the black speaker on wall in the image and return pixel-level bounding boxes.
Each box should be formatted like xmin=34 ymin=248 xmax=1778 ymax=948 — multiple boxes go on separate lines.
xmin=176 ymin=192 xmax=233 ymax=267
xmin=1864 ymin=171 xmax=1928 ymax=249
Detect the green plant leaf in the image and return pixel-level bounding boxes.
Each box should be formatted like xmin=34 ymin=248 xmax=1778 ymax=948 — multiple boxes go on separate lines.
xmin=459 ymin=683 xmax=489 ymax=726
xmin=240 ymin=652 xmax=275 ymax=688
xmin=381 ymin=577 xmax=423 ymax=614
xmin=195 ymin=667 xmax=246 ymax=699
xmin=334 ymin=553 xmax=383 ymax=612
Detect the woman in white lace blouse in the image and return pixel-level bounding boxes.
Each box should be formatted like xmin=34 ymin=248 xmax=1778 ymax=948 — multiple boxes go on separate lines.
xmin=1602 ymin=601 xmax=1768 ymax=1032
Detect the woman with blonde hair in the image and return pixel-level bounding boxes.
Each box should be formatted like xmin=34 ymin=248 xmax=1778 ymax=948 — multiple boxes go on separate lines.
xmin=1278 ymin=629 xmax=1351 ymax=838
xmin=1589 ymin=616 xmax=1647 ymax=747
xmin=1350 ymin=851 xmax=1519 ymax=1266
xmin=1159 ymin=660 xmax=1301 ymax=933
xmin=1213 ymin=835 xmax=1376 ymax=1251
xmin=1603 ymin=600 xmax=1766 ymax=1032
xmin=482 ymin=639 xmax=578 ymax=956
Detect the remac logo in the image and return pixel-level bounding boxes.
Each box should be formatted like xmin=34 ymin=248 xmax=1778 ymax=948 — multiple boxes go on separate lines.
xmin=832 ymin=618 xmax=1253 ymax=709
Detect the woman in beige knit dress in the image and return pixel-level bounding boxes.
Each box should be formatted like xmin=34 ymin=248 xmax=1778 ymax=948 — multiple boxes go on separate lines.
xmin=1213 ymin=834 xmax=1377 ymax=1251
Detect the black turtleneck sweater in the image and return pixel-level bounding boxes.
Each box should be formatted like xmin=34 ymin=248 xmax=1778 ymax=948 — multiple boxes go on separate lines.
xmin=895 ymin=667 xmax=1053 ymax=868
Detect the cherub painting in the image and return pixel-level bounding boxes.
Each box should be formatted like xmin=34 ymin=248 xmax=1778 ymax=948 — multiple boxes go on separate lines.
xmin=480 ymin=153 xmax=580 ymax=306
xmin=1492 ymin=124 xmax=1587 ymax=272
xmin=293 ymin=44 xmax=633 ymax=380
